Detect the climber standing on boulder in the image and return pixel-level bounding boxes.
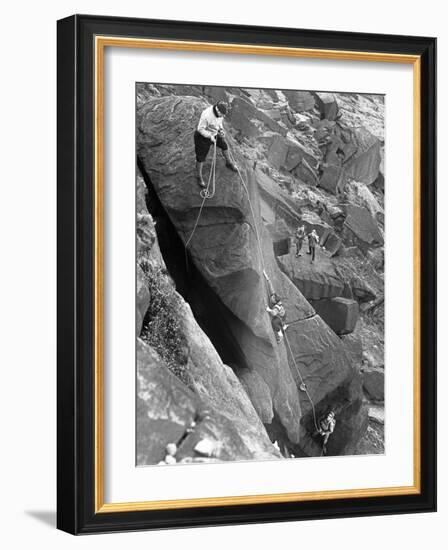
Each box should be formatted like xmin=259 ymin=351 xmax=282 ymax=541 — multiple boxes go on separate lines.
xmin=263 ymin=271 xmax=288 ymax=343
xmin=294 ymin=224 xmax=306 ymax=257
xmin=307 ymin=229 xmax=320 ymax=263
xmin=194 ymin=101 xmax=238 ymax=188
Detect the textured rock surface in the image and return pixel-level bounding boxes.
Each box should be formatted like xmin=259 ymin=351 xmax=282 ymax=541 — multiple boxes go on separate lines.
xmin=278 ymin=252 xmax=344 ymax=300
xmin=344 ymin=127 xmax=382 ymax=185
xmin=230 ymin=96 xmax=287 ymax=137
xmin=137 ymin=338 xmax=280 ymax=464
xmin=311 ymin=297 xmax=360 ymax=335
xmin=283 ymin=90 xmax=315 ymax=112
xmin=137 ymin=95 xmax=367 ymax=454
xmin=313 ymin=92 xmax=340 ymax=121
xmin=362 ymin=367 xmax=385 ymax=402
xmin=136 ymin=170 xmax=281 ymax=464
xmin=343 ymin=204 xmax=383 ymax=247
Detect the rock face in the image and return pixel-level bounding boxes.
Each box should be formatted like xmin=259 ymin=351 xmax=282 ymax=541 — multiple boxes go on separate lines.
xmin=137 ymin=94 xmax=367 ymax=456
xmin=344 ymin=127 xmax=382 ymax=185
xmin=282 ymin=90 xmax=315 ymax=112
xmin=278 ymin=253 xmax=344 ymax=300
xmin=314 ymin=92 xmax=340 ymax=121
xmin=137 ymin=338 xmax=280 ymax=464
xmin=342 ymin=204 xmax=383 ymax=248
xmin=311 ymin=297 xmax=359 ymax=335
xmin=136 ymin=175 xmax=281 ymax=464
xmin=362 ymin=367 xmax=385 ymax=402
xmin=230 ymin=96 xmax=287 ymax=138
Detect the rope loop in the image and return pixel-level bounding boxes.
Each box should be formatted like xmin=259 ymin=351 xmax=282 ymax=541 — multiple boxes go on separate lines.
xmin=185 ymin=140 xmax=217 ymax=250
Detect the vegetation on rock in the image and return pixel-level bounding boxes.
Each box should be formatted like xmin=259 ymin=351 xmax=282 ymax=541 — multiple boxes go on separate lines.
xmin=139 ymin=261 xmax=191 ymax=386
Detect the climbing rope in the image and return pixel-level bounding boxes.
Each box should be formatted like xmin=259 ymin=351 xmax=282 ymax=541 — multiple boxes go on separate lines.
xmin=184 ymin=140 xmax=217 ymax=252
xmin=185 ymin=140 xmax=324 ymax=450
xmin=283 ymin=331 xmax=320 ymax=433
xmin=227 ymin=148 xmax=266 ymax=274
xmin=199 ymin=140 xmax=217 ymax=200
xmin=228 ymin=145 xmax=322 ymax=439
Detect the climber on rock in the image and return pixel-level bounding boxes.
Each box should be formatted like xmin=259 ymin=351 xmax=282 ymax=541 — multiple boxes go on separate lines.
xmin=307 ymin=229 xmax=320 ymax=263
xmin=318 ymin=410 xmax=336 ymax=456
xmin=194 ymin=101 xmax=238 ymax=187
xmin=294 ymin=224 xmax=306 ymax=257
xmin=263 ymin=271 xmax=288 ymax=343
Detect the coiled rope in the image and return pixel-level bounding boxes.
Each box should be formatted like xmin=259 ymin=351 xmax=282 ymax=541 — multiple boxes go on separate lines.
xmin=184 ymin=140 xmax=217 ymax=253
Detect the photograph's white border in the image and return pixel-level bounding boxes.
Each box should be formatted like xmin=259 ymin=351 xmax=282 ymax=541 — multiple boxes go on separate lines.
xmin=103 ymin=46 xmax=414 ymax=504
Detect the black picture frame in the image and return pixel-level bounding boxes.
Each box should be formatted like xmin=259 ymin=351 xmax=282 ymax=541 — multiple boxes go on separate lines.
xmin=57 ymin=14 xmax=436 ymax=535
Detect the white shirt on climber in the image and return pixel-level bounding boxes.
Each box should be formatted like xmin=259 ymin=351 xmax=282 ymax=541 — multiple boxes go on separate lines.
xmin=197 ymin=106 xmax=224 ymax=139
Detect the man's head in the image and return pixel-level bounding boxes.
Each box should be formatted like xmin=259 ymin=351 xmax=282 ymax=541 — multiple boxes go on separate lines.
xmin=215 ymin=101 xmax=228 ymax=117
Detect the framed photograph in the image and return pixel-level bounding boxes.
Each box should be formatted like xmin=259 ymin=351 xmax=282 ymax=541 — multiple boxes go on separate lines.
xmin=57 ymin=14 xmax=436 ymax=534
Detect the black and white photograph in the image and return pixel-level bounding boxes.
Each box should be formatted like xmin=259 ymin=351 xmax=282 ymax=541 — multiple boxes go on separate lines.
xmin=136 ymin=84 xmax=385 ymax=466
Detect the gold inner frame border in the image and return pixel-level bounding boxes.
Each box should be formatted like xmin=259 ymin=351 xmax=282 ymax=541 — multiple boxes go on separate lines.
xmin=94 ymin=35 xmax=421 ymax=513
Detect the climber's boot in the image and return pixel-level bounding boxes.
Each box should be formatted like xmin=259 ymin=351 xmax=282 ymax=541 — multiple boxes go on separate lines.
xmin=223 ymin=149 xmax=238 ymax=172
xmin=196 ymin=161 xmax=206 ymax=188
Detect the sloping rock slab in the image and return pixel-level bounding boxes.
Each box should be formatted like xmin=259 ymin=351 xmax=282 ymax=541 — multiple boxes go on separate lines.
xmin=319 ymin=164 xmax=344 ymax=194
xmin=137 ymin=338 xmax=200 ymax=465
xmin=137 ymin=332 xmax=281 ymax=465
xmin=230 ymin=96 xmax=287 ymax=137
xmin=278 ymin=252 xmax=344 ymax=300
xmin=345 ymin=127 xmax=382 ymax=185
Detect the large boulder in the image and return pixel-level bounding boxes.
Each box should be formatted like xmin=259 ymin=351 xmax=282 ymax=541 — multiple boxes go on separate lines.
xmin=136 ymin=198 xmax=281 ymax=464
xmin=262 ymin=134 xmax=315 ymax=172
xmin=316 ymin=120 xmax=382 ymax=187
xmin=362 ymin=366 xmax=385 ymax=402
xmin=345 ymin=180 xmax=384 ymax=225
xmin=342 ymin=204 xmax=384 ymax=247
xmin=137 ymin=338 xmax=199 ymax=465
xmin=137 ymin=95 xmax=366 ymax=453
xmin=344 ymin=127 xmax=382 ymax=185
xmin=310 ymin=297 xmax=359 ymax=335
xmin=137 ymin=338 xmax=280 ymax=464
xmin=313 ymin=92 xmax=340 ymax=121
xmin=278 ymin=252 xmax=344 ymax=300
xmin=319 ymin=164 xmax=345 ymax=195
xmin=283 ymin=90 xmax=316 ymax=112
xmin=323 ymin=232 xmax=343 ymax=256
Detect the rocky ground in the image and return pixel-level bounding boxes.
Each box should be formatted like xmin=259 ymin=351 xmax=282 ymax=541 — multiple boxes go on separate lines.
xmin=136 ymin=84 xmax=385 ymax=465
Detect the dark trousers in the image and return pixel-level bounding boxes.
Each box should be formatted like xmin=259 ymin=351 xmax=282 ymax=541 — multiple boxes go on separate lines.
xmin=295 ymin=238 xmax=303 ymax=255
xmin=194 ymin=130 xmax=228 ymax=162
xmin=309 ymin=246 xmax=315 ymax=261
xmin=271 ymin=316 xmax=283 ymax=333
